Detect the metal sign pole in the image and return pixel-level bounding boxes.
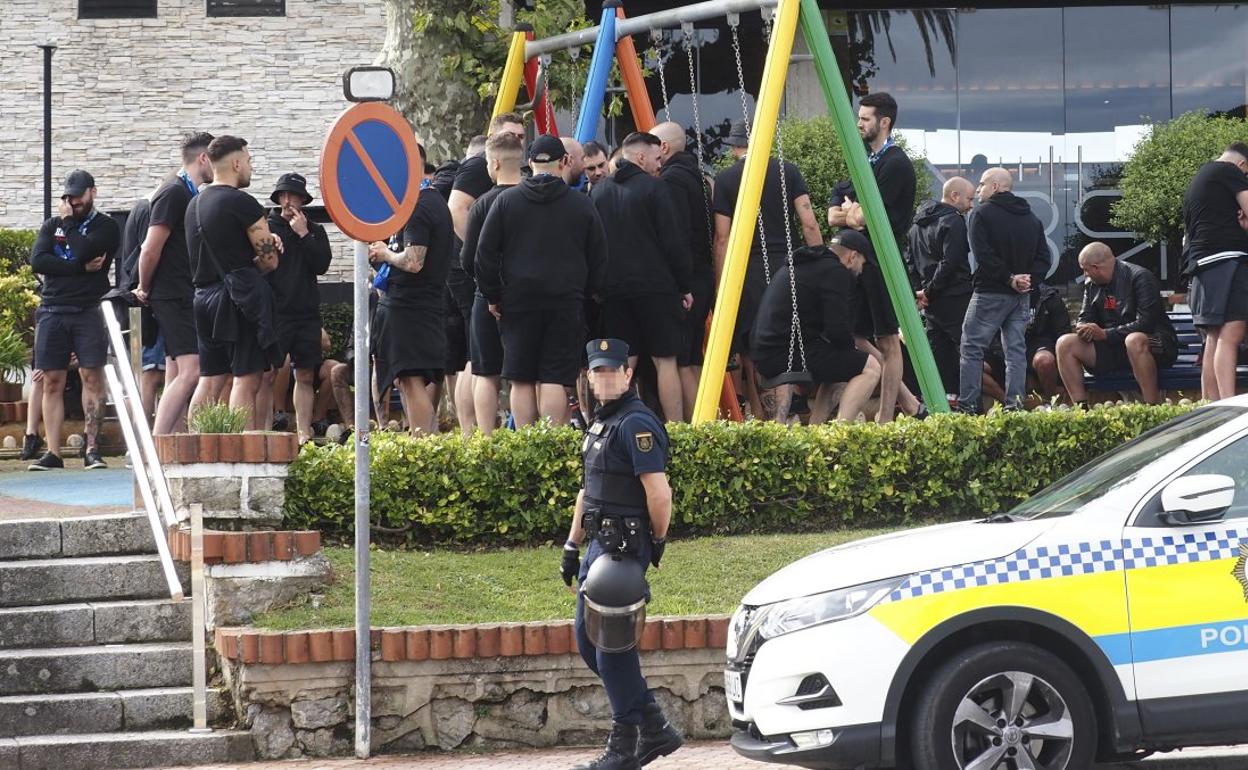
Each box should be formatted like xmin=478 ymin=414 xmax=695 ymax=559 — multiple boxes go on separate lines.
xmin=352 ymin=239 xmax=371 ymax=758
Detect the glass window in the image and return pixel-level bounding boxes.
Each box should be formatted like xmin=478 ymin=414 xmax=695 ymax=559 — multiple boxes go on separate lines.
xmin=957 ymin=8 xmax=1063 ymax=138
xmin=207 ymin=0 xmax=285 ymax=17
xmin=79 ymin=0 xmax=156 ymax=18
xmin=845 ymin=9 xmax=958 ymax=136
xmin=1172 ymin=5 xmax=1248 ymax=118
xmin=1177 ymin=435 xmax=1248 ymax=520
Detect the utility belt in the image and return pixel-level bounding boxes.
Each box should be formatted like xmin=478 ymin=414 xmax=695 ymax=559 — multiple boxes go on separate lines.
xmin=582 ymin=503 xmax=648 ymax=555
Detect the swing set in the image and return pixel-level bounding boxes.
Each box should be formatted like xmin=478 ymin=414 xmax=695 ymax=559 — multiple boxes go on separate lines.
xmin=489 ymin=0 xmax=949 ymax=423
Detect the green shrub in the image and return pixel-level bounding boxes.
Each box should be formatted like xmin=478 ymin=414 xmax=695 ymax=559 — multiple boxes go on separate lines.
xmin=0 ymin=328 xmax=29 ymax=383
xmin=320 ymin=302 xmax=351 ymax=362
xmin=285 ymin=404 xmax=1193 ymax=545
xmin=0 ymin=229 xmax=35 ymax=276
xmin=1112 ymin=111 xmax=1248 ymax=245
xmin=190 ymin=403 xmax=249 ymax=433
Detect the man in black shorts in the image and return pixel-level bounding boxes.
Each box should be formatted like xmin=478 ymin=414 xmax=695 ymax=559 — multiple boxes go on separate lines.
xmin=461 ymin=133 xmax=524 ymax=435
xmin=591 ymin=131 xmax=690 ymax=422
xmin=1182 ymin=142 xmax=1248 ymax=400
xmin=712 ymin=120 xmax=823 ymax=417
xmin=185 ymin=136 xmax=284 ymax=428
xmin=368 ymin=142 xmax=454 ymax=436
xmin=266 ymin=172 xmax=332 ymax=443
xmin=476 ymin=134 xmax=608 ymax=426
xmin=136 ymin=131 xmax=214 ymax=434
xmin=751 ymin=235 xmax=881 ymax=423
xmin=1057 ymin=242 xmax=1177 ymax=406
xmin=28 ymin=170 xmax=121 ymax=470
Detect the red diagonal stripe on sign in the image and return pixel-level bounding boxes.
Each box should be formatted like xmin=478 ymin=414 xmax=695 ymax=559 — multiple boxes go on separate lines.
xmin=344 ymin=128 xmax=402 ymax=214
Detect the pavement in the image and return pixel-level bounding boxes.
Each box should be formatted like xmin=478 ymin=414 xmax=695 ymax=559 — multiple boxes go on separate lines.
xmin=174 ymin=741 xmax=1248 ymax=770
xmin=0 ymin=459 xmax=133 ymax=519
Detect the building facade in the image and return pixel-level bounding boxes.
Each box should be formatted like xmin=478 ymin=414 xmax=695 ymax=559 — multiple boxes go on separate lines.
xmin=0 ymin=0 xmax=387 ymax=281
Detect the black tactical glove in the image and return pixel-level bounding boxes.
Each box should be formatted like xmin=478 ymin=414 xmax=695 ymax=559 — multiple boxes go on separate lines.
xmin=560 ymin=542 xmax=581 ymax=586
xmin=651 ymin=538 xmax=666 ymax=569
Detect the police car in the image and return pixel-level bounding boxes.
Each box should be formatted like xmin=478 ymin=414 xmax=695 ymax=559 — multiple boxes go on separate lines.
xmin=727 ymin=398 xmax=1248 ymax=770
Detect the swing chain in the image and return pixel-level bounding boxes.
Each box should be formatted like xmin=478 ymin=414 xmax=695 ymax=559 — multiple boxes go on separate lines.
xmin=652 ymin=30 xmax=671 ymax=122
xmin=539 ymin=54 xmax=555 ymax=134
xmin=568 ymin=48 xmax=582 ymax=128
xmin=682 ymin=23 xmax=713 ymax=252
xmin=729 ymin=14 xmax=771 ymax=284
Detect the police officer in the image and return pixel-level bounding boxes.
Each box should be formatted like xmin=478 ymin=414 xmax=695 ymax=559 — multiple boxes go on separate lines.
xmin=560 ymin=338 xmax=682 ymax=770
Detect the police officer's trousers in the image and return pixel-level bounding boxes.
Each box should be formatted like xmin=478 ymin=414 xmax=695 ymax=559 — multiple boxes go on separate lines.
xmin=575 ymin=591 xmax=655 ymax=725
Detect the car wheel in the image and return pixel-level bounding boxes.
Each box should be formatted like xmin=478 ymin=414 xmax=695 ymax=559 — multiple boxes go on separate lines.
xmin=909 ymin=641 xmax=1097 ymax=770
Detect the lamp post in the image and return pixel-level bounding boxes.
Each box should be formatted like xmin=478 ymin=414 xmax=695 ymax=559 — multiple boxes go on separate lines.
xmin=37 ymin=42 xmax=56 ymax=222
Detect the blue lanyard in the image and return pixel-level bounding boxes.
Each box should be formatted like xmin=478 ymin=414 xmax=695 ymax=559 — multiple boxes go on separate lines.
xmin=76 ymin=209 xmax=98 ymax=236
xmin=178 ymin=171 xmax=198 ymax=197
xmin=54 ymin=209 xmax=99 ymax=261
xmin=868 ymin=137 xmax=895 ymax=167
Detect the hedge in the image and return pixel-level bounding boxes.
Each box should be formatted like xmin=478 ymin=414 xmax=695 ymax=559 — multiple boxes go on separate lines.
xmin=284 ymin=404 xmax=1194 ymax=545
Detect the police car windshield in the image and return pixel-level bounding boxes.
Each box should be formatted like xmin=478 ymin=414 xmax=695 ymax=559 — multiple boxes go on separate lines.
xmin=1006 ymin=406 xmax=1247 ymax=520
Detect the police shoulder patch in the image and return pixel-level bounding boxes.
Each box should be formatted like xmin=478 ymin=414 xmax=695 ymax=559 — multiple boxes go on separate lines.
xmin=635 ymin=432 xmax=654 ymax=453
xmin=1234 ymin=542 xmax=1248 ymax=602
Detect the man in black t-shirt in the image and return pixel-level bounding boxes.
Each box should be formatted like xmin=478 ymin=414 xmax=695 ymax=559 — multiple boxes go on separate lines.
xmin=368 ymin=142 xmax=455 ymax=436
xmin=136 ymin=131 xmax=214 ymax=434
xmin=1182 ymin=142 xmax=1248 ymax=400
xmin=27 ymin=170 xmax=121 ymax=471
xmin=185 ymin=136 xmax=284 ymax=429
xmin=712 ymin=120 xmax=823 ymax=418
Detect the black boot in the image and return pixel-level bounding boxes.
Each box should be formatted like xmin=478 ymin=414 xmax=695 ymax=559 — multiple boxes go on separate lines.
xmin=572 ymin=721 xmax=641 ymax=770
xmin=636 ymin=701 xmax=683 ymax=766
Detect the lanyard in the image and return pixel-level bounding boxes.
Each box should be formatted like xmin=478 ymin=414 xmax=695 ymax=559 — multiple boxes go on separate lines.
xmin=868 ymin=137 xmax=895 ymax=167
xmin=76 ymin=209 xmax=98 ymax=236
xmin=178 ymin=171 xmax=198 ymax=197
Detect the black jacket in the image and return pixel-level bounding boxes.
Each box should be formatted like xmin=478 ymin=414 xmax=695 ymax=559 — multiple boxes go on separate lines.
xmin=461 ymin=184 xmax=513 ymax=297
xmin=1028 ymin=285 xmax=1072 ymax=351
xmin=267 ymin=213 xmax=332 ymax=319
xmin=968 ymin=192 xmax=1051 ymax=295
xmin=659 ymin=150 xmax=714 ymax=276
xmin=31 ymin=211 xmax=121 ymax=308
xmin=751 ymin=245 xmax=856 ymax=359
xmin=476 ymin=174 xmax=608 ymax=311
xmin=908 ymin=201 xmax=971 ymax=299
xmin=591 ymin=160 xmax=691 ymax=297
xmin=1078 ymin=258 xmax=1176 ymax=344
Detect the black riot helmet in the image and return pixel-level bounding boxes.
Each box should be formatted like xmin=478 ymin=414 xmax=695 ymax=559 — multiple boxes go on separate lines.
xmin=581 ymin=555 xmax=649 ymax=652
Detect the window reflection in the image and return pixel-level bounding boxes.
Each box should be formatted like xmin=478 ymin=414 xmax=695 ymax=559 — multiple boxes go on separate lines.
xmin=1171 ymin=5 xmax=1248 ymax=118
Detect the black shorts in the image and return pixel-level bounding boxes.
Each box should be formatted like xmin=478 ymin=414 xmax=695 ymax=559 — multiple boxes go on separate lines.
xmin=149 ymin=295 xmax=198 ymax=358
xmin=679 ymin=273 xmax=715 ymax=367
xmin=732 ymin=267 xmax=768 ymax=355
xmin=756 ymin=339 xmax=869 ymax=385
xmin=277 ymin=317 xmax=323 ymax=371
xmin=443 ymin=286 xmax=470 ymax=373
xmin=602 ymin=294 xmax=685 ymax=359
xmin=1090 ymin=334 xmax=1179 ymax=375
xmin=499 ymin=306 xmax=583 ymax=386
xmin=1190 ymin=260 xmax=1248 ymax=327
xmin=33 ymin=306 xmax=108 ymax=371
xmin=854 ymin=261 xmax=900 ymax=339
xmin=194 ymin=288 xmax=274 ymax=377
xmin=470 ymin=295 xmax=504 ymax=377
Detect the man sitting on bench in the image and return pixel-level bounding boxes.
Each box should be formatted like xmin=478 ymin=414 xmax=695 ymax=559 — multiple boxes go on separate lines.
xmin=1056 ymin=242 xmax=1178 ymax=405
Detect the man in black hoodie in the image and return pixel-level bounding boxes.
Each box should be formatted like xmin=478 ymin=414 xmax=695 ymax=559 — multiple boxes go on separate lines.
xmin=476 ymin=134 xmax=609 ymax=426
xmin=28 ymin=170 xmax=121 ymax=471
xmin=653 ymin=121 xmax=715 ymax=419
xmin=909 ymin=176 xmax=974 ymax=397
xmin=959 ymin=168 xmax=1052 ymax=412
xmin=266 ymin=173 xmax=332 ymax=443
xmin=591 ymin=131 xmax=691 ymax=422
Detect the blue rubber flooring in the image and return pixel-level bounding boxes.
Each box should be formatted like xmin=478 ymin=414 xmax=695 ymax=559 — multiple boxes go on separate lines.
xmin=0 ymin=468 xmax=133 ymax=507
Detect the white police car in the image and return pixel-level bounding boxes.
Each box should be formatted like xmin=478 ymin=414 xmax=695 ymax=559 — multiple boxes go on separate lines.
xmin=727 ymin=398 xmax=1248 ymax=769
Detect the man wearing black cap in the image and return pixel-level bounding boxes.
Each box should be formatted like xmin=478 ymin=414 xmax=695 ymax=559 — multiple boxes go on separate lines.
xmin=27 ymin=170 xmax=121 ymax=470
xmin=476 ymin=134 xmax=608 ymax=427
xmin=591 ymin=131 xmax=691 ymax=422
xmin=560 ymin=337 xmax=680 ymax=770
xmin=712 ymin=119 xmax=823 ymax=417
xmin=266 ymin=173 xmax=332 ymax=443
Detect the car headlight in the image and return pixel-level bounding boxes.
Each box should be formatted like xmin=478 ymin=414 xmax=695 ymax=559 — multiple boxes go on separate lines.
xmin=757 ymin=576 xmax=908 ymax=640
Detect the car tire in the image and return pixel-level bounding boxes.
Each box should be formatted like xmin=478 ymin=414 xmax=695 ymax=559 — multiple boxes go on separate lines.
xmin=909 ymin=641 xmax=1097 ymax=770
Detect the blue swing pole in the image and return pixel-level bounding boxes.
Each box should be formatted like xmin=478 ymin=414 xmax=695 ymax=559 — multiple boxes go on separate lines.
xmin=574 ymin=0 xmax=621 ymax=144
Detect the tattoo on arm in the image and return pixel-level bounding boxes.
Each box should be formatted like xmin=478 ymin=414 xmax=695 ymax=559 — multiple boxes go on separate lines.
xmin=392 ymin=245 xmax=427 ymax=273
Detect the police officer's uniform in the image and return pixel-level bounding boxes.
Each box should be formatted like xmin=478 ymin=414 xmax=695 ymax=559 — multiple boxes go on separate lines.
xmin=565 ymin=339 xmax=682 ymax=770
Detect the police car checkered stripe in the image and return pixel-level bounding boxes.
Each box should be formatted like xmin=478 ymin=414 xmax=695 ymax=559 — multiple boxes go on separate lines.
xmin=885 ymin=528 xmax=1248 ymax=602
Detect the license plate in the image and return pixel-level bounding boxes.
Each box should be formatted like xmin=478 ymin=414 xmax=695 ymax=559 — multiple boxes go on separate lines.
xmin=725 ymin=669 xmax=743 ymax=703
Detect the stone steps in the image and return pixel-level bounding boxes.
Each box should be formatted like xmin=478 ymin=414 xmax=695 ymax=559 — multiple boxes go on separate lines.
xmin=0 ymin=554 xmax=182 ymax=607
xmin=0 ymin=729 xmax=254 ymax=769
xmin=0 ymin=686 xmax=230 ymax=737
xmin=0 ymin=598 xmax=191 ymax=649
xmin=0 ymin=513 xmax=156 ymax=560
xmin=0 ymin=642 xmax=191 ymax=696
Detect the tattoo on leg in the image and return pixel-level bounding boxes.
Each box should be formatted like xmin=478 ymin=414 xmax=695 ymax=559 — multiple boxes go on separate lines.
xmin=84 ymin=402 xmax=101 ymax=450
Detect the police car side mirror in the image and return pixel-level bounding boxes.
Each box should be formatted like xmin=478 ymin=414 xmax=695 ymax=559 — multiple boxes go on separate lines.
xmin=1160 ymin=474 xmax=1235 ymax=525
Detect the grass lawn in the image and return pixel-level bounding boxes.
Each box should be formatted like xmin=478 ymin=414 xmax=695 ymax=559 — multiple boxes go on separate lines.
xmin=255 ymin=529 xmax=899 ymax=629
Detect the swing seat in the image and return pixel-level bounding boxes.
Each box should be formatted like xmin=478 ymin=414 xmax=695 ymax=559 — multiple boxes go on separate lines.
xmin=759 ymin=370 xmax=813 ymax=389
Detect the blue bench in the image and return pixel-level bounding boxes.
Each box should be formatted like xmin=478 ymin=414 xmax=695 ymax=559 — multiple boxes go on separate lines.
xmin=1083 ymin=312 xmax=1248 ymax=395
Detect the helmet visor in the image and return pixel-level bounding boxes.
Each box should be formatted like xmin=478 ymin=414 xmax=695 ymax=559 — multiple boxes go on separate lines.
xmin=583 ymin=596 xmax=648 ymax=653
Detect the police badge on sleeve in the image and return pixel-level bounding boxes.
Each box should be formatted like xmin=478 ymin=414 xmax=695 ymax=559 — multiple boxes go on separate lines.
xmin=1234 ymin=542 xmax=1248 ymax=602
xmin=635 ymin=432 xmax=653 ymax=453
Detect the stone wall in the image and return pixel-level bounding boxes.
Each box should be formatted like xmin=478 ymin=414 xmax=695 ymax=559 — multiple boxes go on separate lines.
xmin=0 ymin=0 xmax=388 ymax=282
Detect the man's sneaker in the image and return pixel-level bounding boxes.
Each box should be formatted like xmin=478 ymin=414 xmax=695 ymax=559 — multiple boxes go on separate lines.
xmin=28 ymin=452 xmax=64 ymax=471
xmin=84 ymin=449 xmax=107 ymax=470
xmin=19 ymin=433 xmax=43 ymax=461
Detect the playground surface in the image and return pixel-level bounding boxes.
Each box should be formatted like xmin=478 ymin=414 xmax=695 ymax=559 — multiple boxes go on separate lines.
xmin=0 ymin=459 xmax=133 ymax=519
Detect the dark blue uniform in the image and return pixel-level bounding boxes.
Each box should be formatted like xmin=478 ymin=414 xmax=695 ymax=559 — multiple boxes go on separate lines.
xmin=575 ymin=389 xmax=668 ymax=726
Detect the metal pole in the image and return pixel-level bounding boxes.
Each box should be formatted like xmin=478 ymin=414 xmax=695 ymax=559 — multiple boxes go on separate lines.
xmin=797 ymin=0 xmax=949 ymax=411
xmin=38 ymin=44 xmax=55 ymax=222
xmin=352 ymin=240 xmax=372 ymax=759
xmin=575 ymin=1 xmax=621 ymax=144
xmin=189 ymin=503 xmax=210 ymax=733
xmin=692 ymin=0 xmax=800 ymax=423
xmin=491 ymin=29 xmax=530 ymax=125
xmin=616 ymin=8 xmax=657 ymax=131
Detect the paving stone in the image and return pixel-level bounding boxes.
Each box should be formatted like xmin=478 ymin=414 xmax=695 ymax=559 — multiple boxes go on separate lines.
xmin=92 ymin=599 xmax=191 ymax=644
xmin=0 ymin=520 xmax=60 ymax=560
xmin=0 ymin=691 xmax=122 ymax=736
xmin=0 ymin=642 xmax=190 ymax=696
xmin=0 ymin=604 xmax=93 ymax=650
xmin=0 ymin=555 xmax=173 ymax=607
xmin=60 ymin=514 xmax=154 ymax=557
xmin=14 ymin=729 xmax=253 ymax=769
xmin=120 ymin=686 xmax=229 ymax=730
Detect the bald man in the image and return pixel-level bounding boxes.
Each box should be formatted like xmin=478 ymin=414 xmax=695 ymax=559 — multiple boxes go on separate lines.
xmin=561 ymin=137 xmax=585 ymax=187
xmin=908 ymin=176 xmax=974 ymax=398
xmin=1056 ymin=242 xmax=1177 ymax=405
xmin=654 ymin=121 xmax=716 ymax=417
xmin=958 ymin=168 xmax=1052 ymax=413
